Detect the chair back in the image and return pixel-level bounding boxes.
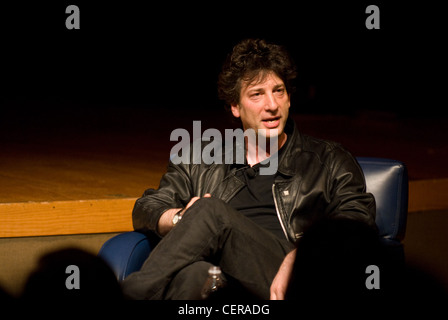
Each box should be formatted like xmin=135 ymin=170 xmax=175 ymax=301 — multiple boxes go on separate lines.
xmin=356 ymin=157 xmax=408 ymax=242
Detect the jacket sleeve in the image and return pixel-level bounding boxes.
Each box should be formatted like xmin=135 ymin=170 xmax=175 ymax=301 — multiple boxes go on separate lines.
xmin=132 ymin=160 xmax=194 ymax=236
xmin=325 ymin=147 xmax=377 ymax=231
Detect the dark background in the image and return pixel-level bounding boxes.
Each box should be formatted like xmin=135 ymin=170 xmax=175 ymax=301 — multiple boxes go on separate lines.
xmin=1 ymin=1 xmax=445 ymax=118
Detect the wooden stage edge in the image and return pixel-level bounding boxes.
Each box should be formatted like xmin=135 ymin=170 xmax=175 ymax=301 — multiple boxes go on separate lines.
xmin=1 ymin=178 xmax=448 ymax=238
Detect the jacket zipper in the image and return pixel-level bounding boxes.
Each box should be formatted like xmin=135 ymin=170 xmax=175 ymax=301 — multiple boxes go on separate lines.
xmin=272 ymin=183 xmax=289 ymax=240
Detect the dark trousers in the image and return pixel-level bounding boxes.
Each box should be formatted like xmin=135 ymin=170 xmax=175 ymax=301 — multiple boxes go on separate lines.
xmin=121 ymin=197 xmax=294 ymax=300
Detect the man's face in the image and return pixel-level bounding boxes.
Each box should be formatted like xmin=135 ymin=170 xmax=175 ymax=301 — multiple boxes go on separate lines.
xmin=231 ymin=72 xmax=290 ymax=144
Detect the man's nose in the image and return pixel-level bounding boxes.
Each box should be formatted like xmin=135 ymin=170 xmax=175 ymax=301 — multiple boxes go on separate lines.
xmin=264 ymin=93 xmax=279 ymax=111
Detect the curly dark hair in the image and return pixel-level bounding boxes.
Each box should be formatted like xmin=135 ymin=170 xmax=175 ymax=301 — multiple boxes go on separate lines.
xmin=217 ymin=38 xmax=297 ymax=109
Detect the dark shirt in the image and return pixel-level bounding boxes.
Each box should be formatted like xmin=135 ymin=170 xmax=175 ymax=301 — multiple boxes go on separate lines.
xmin=228 ymin=138 xmax=290 ymax=240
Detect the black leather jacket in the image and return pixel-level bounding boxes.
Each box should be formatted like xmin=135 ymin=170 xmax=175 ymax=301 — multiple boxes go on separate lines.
xmin=133 ymin=118 xmax=376 ymax=243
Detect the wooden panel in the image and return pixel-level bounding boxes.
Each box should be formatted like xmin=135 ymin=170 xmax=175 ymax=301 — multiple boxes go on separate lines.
xmin=0 ymin=198 xmax=135 ymax=238
xmin=409 ymin=178 xmax=448 ymax=213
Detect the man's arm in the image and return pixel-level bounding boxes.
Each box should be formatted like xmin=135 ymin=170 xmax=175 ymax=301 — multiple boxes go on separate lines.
xmin=156 ymin=194 xmax=210 ymax=236
xmin=132 ymin=160 xmax=196 ymax=236
xmin=325 ymin=149 xmax=377 ymax=230
xmin=156 ymin=208 xmax=183 ymax=237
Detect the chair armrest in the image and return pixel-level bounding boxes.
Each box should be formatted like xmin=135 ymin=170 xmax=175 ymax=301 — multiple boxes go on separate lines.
xmin=98 ymin=231 xmax=155 ymax=281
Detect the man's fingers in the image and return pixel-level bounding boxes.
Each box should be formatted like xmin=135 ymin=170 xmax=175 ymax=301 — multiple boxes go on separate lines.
xmin=182 ymin=194 xmax=212 ymax=217
xmin=185 ymin=196 xmax=200 ymax=210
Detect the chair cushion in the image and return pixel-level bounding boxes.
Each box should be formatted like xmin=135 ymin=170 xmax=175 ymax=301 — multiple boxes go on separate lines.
xmin=98 ymin=232 xmax=153 ymax=281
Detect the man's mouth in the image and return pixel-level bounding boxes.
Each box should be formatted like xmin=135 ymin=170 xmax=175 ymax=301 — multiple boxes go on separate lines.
xmin=262 ymin=117 xmax=280 ymax=129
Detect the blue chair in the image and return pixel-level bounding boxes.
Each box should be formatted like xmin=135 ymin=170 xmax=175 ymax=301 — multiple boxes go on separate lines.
xmin=98 ymin=157 xmax=408 ymax=281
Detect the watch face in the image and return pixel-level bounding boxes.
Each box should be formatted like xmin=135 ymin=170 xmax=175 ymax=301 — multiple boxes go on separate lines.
xmin=173 ymin=213 xmax=182 ymax=225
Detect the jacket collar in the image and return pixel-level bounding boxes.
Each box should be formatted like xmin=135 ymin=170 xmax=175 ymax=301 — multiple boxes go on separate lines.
xmin=277 ymin=117 xmax=302 ymax=177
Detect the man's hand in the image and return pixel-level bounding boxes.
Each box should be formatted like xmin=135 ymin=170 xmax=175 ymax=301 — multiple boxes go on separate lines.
xmin=157 ymin=193 xmax=211 ymax=236
xmin=270 ymin=248 xmax=297 ymax=300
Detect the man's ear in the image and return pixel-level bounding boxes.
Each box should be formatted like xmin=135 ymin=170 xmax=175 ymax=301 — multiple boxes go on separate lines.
xmin=230 ymin=104 xmax=241 ymax=118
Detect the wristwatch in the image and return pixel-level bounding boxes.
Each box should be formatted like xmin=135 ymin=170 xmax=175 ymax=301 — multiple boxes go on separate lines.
xmin=172 ymin=210 xmax=183 ymax=226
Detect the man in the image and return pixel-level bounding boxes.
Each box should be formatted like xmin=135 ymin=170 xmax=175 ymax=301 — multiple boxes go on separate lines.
xmin=121 ymin=39 xmax=376 ymax=300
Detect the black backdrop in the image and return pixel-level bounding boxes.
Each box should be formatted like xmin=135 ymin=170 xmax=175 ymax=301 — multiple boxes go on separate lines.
xmin=1 ymin=1 xmax=445 ymax=116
